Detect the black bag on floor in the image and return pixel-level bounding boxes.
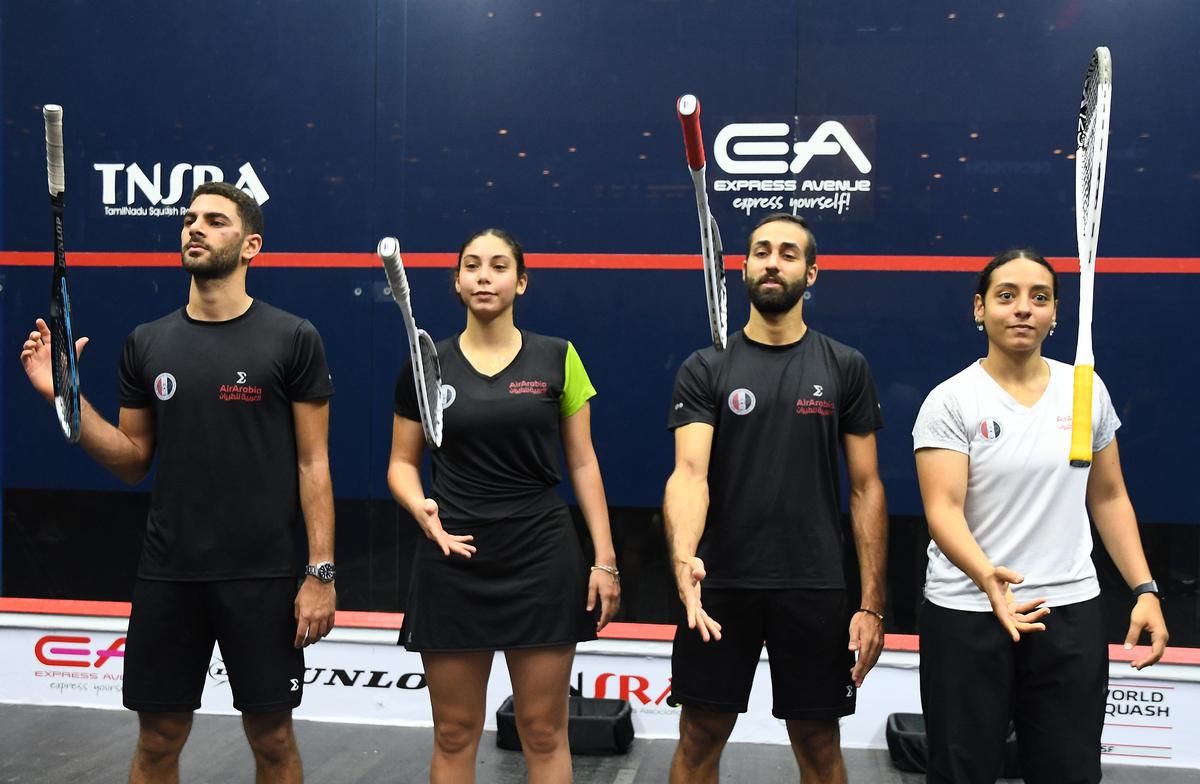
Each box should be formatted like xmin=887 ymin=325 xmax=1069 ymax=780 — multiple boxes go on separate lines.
xmin=496 ymin=695 xmax=634 ymax=755
xmin=885 ymin=713 xmax=1021 ymax=777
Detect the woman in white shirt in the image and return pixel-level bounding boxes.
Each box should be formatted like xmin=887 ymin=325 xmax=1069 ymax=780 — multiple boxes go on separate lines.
xmin=911 ymin=249 xmax=1168 ymax=784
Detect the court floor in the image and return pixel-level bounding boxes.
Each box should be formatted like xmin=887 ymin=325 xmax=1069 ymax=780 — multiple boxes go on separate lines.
xmin=0 ymin=703 xmax=1194 ymax=783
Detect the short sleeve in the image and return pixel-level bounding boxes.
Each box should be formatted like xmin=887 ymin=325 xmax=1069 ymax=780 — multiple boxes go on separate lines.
xmin=668 ymin=352 xmax=716 ymax=430
xmin=285 ymin=320 xmax=335 ymax=401
xmin=117 ymin=330 xmax=151 ymax=408
xmin=838 ymin=350 xmax=885 ymax=434
xmin=912 ymin=384 xmax=970 ymax=455
xmin=393 ymin=358 xmax=420 ymax=422
xmin=559 ymin=341 xmax=597 ymax=418
xmin=1093 ymin=373 xmax=1122 ymax=452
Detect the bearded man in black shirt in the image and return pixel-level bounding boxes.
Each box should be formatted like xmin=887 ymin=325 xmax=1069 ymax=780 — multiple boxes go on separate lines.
xmin=20 ymin=182 xmax=336 ymax=784
xmin=664 ymin=213 xmax=888 ymax=784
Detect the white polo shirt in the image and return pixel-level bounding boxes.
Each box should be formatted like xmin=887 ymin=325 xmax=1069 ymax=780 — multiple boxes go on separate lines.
xmin=912 ymin=358 xmax=1120 ymax=611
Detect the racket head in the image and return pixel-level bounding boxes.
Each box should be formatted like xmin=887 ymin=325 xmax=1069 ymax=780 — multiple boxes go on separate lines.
xmin=1075 ymin=46 xmax=1112 ymax=271
xmin=412 ymin=329 xmax=443 ymax=448
xmin=49 ymin=268 xmax=81 ymax=443
xmin=705 ymin=215 xmax=728 ymax=350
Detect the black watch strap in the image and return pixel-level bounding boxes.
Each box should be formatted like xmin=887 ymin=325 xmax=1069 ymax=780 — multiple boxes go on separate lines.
xmin=1131 ymin=580 xmax=1161 ymax=601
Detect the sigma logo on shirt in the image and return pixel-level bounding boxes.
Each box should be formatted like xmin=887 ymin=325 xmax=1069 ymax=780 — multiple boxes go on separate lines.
xmin=727 ymin=388 xmax=756 ymax=415
xmin=812 ymin=384 xmax=824 ymax=397
xmin=153 ymin=372 xmax=177 ymax=401
xmin=979 ymin=418 xmax=1003 ymax=441
xmin=219 ymin=370 xmax=263 ymax=403
xmin=440 ymin=384 xmax=457 ymax=409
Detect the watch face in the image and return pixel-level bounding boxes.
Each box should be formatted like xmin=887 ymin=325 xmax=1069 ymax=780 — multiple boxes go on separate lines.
xmin=309 ymin=563 xmax=335 ymax=582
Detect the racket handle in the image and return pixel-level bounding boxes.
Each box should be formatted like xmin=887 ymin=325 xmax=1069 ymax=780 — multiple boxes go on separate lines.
xmin=377 ymin=236 xmax=410 ymax=299
xmin=676 ymin=94 xmax=705 ymax=171
xmin=1068 ymin=364 xmax=1094 ymax=467
xmin=43 ymin=104 xmax=65 ymax=197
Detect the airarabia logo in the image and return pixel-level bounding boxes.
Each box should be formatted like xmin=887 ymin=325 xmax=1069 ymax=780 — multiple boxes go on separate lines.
xmin=712 ymin=117 xmax=875 ymax=219
xmin=94 ymin=161 xmax=270 ymax=218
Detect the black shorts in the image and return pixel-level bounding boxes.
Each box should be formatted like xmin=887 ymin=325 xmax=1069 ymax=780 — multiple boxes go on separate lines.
xmin=671 ymin=588 xmax=856 ymax=720
xmin=123 ymin=577 xmax=304 ymax=714
xmin=919 ymin=597 xmax=1107 ymax=784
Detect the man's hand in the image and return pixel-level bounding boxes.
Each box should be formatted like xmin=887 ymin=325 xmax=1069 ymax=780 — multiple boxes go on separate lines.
xmin=848 ymin=610 xmax=884 ymax=687
xmin=294 ymin=578 xmax=336 ymax=648
xmin=20 ymin=317 xmax=87 ymax=402
xmin=675 ymin=556 xmax=721 ymax=642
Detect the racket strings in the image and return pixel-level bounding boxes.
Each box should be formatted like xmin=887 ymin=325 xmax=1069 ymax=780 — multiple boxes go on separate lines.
xmin=420 ymin=353 xmax=441 ymax=406
xmin=49 ymin=302 xmax=79 ymax=427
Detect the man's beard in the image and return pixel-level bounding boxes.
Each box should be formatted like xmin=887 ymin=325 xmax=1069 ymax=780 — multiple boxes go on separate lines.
xmin=181 ymin=241 xmax=242 ymax=280
xmin=746 ymin=271 xmax=807 ymax=314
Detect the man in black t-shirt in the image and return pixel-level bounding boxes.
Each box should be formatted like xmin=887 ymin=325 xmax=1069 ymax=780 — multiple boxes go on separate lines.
xmin=664 ymin=213 xmax=888 ymax=784
xmin=20 ymin=182 xmax=335 ymax=784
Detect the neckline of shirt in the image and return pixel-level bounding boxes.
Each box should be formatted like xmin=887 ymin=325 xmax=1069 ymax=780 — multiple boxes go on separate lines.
xmin=739 ymin=328 xmax=812 ymax=352
xmin=971 ymin=357 xmax=1055 ymax=413
xmin=180 ymin=299 xmax=258 ymax=327
xmin=453 ymin=329 xmax=527 ymax=383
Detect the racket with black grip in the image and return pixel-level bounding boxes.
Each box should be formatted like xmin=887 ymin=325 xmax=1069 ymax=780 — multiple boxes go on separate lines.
xmin=43 ymin=104 xmax=81 ymax=443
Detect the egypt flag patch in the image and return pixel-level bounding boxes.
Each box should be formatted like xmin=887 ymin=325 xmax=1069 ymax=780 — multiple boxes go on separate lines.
xmin=979 ymin=418 xmax=1003 ymax=441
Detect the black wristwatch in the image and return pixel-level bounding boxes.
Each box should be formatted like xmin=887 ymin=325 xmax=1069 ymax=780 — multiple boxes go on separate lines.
xmin=1131 ymin=580 xmax=1161 ymax=602
xmin=305 ymin=562 xmax=336 ymax=584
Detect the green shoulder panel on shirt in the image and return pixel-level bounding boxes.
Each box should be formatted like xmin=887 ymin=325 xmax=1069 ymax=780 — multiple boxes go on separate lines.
xmin=560 ymin=341 xmax=597 ymax=417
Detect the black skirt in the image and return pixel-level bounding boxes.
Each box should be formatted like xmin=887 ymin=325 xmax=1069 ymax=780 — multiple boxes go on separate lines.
xmin=400 ymin=502 xmax=597 ymax=652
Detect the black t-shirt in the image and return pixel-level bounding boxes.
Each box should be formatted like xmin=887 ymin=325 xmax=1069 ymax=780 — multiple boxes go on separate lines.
xmin=667 ymin=329 xmax=883 ymax=589
xmin=118 ymin=301 xmax=334 ymax=580
xmin=394 ymin=331 xmax=594 ymax=523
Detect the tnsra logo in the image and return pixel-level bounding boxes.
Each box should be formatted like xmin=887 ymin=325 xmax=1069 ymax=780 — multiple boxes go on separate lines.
xmin=714 ymin=121 xmax=872 ymax=176
xmin=93 ymin=161 xmax=270 ymax=215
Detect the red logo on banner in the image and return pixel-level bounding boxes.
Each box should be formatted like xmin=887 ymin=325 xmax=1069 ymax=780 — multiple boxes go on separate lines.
xmin=34 ymin=636 xmax=127 ymax=668
xmin=593 ymin=672 xmax=674 ymax=706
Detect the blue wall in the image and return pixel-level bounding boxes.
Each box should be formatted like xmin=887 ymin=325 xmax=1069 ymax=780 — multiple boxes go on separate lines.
xmin=3 ymin=2 xmax=1197 ymax=521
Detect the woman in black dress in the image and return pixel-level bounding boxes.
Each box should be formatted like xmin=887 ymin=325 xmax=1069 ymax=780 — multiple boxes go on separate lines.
xmin=388 ymin=228 xmax=620 ymax=783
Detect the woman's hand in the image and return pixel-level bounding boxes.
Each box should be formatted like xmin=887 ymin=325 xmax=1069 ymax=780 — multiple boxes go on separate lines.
xmin=982 ymin=566 xmax=1050 ymax=642
xmin=587 ymin=565 xmax=621 ymax=632
xmin=421 ymin=498 xmax=476 ymax=558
